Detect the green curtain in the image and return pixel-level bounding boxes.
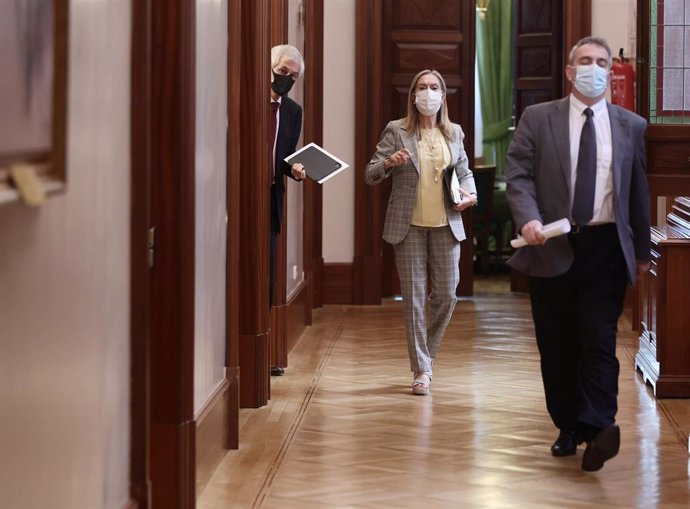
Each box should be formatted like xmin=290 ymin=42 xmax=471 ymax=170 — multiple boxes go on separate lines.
xmin=476 ymin=0 xmax=512 ymax=178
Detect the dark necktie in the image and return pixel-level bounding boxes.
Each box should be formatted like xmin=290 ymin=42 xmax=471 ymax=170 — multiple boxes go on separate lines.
xmin=270 ymin=101 xmax=280 ymax=183
xmin=572 ymin=107 xmax=596 ymax=226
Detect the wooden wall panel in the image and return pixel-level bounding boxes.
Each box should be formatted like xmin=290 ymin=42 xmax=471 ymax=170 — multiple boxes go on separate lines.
xmin=393 ymin=43 xmax=461 ymax=73
xmin=392 ymin=0 xmax=460 ymax=29
xmin=513 ymin=0 xmax=563 ymax=116
xmin=238 ymin=0 xmax=271 ymax=408
xmin=323 ymin=263 xmax=355 ymax=305
xmin=195 ymin=380 xmax=231 ymax=494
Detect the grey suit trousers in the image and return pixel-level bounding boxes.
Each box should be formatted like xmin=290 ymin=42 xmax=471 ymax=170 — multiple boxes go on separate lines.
xmin=394 ymin=225 xmax=460 ymax=373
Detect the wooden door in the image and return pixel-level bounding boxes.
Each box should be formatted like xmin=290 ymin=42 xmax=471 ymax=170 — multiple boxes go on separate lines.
xmin=354 ymin=0 xmax=476 ymax=303
xmin=509 ymin=0 xmax=589 ymax=292
xmin=510 ymin=0 xmax=563 ymax=293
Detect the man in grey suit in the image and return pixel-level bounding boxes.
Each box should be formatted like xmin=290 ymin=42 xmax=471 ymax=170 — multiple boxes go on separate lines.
xmin=505 ymin=37 xmax=651 ymax=472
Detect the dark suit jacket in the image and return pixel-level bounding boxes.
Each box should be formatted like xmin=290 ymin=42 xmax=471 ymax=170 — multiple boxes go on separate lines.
xmin=505 ymin=96 xmax=651 ymax=285
xmin=272 ymin=96 xmax=303 ymax=233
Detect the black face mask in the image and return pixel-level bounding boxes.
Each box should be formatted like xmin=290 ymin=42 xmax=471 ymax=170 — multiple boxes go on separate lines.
xmin=271 ymin=70 xmax=295 ymax=96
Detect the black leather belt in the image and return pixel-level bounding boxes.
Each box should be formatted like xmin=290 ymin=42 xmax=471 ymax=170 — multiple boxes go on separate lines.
xmin=569 ymin=223 xmax=615 ymax=235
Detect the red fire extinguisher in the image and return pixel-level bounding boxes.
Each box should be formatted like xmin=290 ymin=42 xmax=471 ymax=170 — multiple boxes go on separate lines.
xmin=611 ymin=48 xmax=635 ymax=111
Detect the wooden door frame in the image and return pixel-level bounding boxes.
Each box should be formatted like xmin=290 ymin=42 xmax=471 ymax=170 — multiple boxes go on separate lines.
xmin=130 ymin=0 xmax=197 ymax=506
xmin=353 ymin=0 xmax=384 ymax=304
xmin=238 ymin=0 xmax=272 ymax=409
xmin=564 ymin=0 xmax=591 ymax=67
xmin=130 ymin=0 xmax=152 ymax=505
xmin=269 ymin=0 xmax=323 ymax=374
xmin=353 ymin=0 xmax=476 ymax=304
xmin=303 ymin=0 xmax=325 ymax=312
xmin=354 ymin=0 xmax=590 ymax=303
xmin=149 ymin=0 xmax=197 ymax=503
xmin=268 ymin=0 xmax=290 ymax=376
xmin=226 ymin=0 xmax=242 ymax=449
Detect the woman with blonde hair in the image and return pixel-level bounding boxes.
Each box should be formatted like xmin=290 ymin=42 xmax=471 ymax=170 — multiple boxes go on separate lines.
xmin=365 ymin=69 xmax=477 ymax=395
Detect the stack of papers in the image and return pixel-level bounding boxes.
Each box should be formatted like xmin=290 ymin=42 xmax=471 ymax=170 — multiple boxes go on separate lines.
xmin=511 ymin=218 xmax=571 ymax=248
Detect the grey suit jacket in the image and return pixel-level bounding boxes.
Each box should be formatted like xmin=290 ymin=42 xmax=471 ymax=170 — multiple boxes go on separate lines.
xmin=365 ymin=119 xmax=476 ymax=245
xmin=505 ymin=96 xmax=651 ymax=285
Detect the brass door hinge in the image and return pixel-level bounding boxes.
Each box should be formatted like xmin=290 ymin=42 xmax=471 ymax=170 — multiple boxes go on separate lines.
xmin=147 ymin=227 xmax=156 ymax=268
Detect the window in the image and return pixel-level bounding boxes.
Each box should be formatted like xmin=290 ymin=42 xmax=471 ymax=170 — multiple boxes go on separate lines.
xmin=649 ymin=0 xmax=690 ymax=124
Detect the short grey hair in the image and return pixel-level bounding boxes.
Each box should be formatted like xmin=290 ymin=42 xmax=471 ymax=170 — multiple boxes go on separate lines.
xmin=271 ymin=44 xmax=305 ymax=77
xmin=568 ymin=36 xmax=612 ymax=68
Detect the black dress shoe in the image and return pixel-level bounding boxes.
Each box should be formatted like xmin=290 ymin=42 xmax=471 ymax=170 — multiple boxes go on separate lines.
xmin=551 ymin=430 xmax=578 ymax=457
xmin=581 ymin=424 xmax=620 ymax=472
xmin=270 ymin=366 xmax=285 ymax=376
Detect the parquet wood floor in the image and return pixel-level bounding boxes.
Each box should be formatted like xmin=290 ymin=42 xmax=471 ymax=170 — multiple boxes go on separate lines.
xmin=199 ymin=285 xmax=690 ymax=509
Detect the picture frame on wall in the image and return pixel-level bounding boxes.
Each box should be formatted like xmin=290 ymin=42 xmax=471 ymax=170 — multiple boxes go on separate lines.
xmin=0 ymin=0 xmax=68 ymax=205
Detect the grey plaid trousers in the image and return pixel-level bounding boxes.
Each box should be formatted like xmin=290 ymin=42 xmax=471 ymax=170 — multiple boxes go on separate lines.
xmin=393 ymin=225 xmax=460 ymax=373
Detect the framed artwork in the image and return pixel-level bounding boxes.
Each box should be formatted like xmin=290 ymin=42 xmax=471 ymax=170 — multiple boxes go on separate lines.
xmin=0 ymin=0 xmax=68 ymax=204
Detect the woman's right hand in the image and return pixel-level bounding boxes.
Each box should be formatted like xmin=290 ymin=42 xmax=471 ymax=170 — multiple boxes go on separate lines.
xmin=384 ymin=148 xmax=412 ymax=170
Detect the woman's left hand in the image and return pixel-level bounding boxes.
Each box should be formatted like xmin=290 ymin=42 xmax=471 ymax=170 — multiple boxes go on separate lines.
xmin=291 ymin=163 xmax=306 ymax=180
xmin=452 ymin=188 xmax=477 ymax=211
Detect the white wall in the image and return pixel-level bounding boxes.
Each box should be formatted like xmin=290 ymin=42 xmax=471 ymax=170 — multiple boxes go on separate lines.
xmin=322 ymin=0 xmax=355 ymax=263
xmin=592 ymin=0 xmax=637 ymax=59
xmin=320 ymin=0 xmax=638 ymax=264
xmin=194 ymin=0 xmax=228 ymax=414
xmin=0 ymin=1 xmax=131 ymax=506
xmin=286 ymin=0 xmax=306 ymax=298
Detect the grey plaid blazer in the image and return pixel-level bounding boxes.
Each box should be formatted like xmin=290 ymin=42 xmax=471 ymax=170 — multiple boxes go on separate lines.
xmin=365 ymin=119 xmax=476 ymax=245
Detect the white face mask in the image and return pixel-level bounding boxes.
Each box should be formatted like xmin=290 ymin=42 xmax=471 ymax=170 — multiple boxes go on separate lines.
xmin=573 ymin=63 xmax=609 ymax=98
xmin=415 ymin=89 xmax=443 ymax=116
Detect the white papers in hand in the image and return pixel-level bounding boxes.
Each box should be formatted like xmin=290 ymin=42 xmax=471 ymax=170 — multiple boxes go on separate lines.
xmin=510 ymin=218 xmax=571 ymax=248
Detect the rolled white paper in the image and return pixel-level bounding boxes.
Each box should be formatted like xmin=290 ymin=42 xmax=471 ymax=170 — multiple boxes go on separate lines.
xmin=510 ymin=218 xmax=572 ymax=248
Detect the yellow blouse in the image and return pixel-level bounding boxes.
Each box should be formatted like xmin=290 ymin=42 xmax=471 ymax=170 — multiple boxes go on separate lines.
xmin=410 ymin=128 xmax=451 ymax=227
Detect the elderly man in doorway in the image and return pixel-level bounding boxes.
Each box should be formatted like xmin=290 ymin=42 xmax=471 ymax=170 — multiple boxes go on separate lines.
xmin=268 ymin=44 xmax=307 ymax=376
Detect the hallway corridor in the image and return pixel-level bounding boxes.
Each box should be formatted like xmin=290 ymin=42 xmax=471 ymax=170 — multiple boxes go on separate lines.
xmin=198 ymin=291 xmax=690 ymax=508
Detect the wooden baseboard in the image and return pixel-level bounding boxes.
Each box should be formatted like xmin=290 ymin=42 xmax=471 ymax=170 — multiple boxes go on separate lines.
xmin=227 ymin=366 xmax=240 ymax=450
xmin=313 ymin=257 xmax=324 ymax=308
xmin=623 ymin=286 xmax=639 ymax=332
xmin=150 ymin=420 xmax=195 ymax=507
xmin=195 ymin=378 xmax=231 ymax=496
xmin=127 ymin=481 xmax=150 ymax=509
xmin=122 ymin=499 xmax=139 ymax=509
xmin=286 ymin=279 xmax=309 ymax=355
xmin=323 ymin=262 xmax=353 ymax=304
xmin=270 ymin=304 xmax=288 ymax=368
xmin=239 ymin=331 xmax=270 ymax=408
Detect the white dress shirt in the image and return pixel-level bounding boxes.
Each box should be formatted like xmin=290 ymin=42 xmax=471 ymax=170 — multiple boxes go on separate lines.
xmin=568 ymin=95 xmax=615 ymax=224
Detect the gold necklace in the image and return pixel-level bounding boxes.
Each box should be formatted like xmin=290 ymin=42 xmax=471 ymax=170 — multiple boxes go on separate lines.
xmin=422 ymin=128 xmax=441 ymax=183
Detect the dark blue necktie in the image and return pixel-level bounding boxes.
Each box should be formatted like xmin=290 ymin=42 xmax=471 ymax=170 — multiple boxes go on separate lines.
xmin=572 ymin=107 xmax=596 ymax=226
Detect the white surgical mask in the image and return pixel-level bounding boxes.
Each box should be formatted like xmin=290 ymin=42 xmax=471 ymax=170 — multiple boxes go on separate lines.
xmin=415 ymin=89 xmax=443 ymax=116
xmin=573 ymin=64 xmax=609 ymax=98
